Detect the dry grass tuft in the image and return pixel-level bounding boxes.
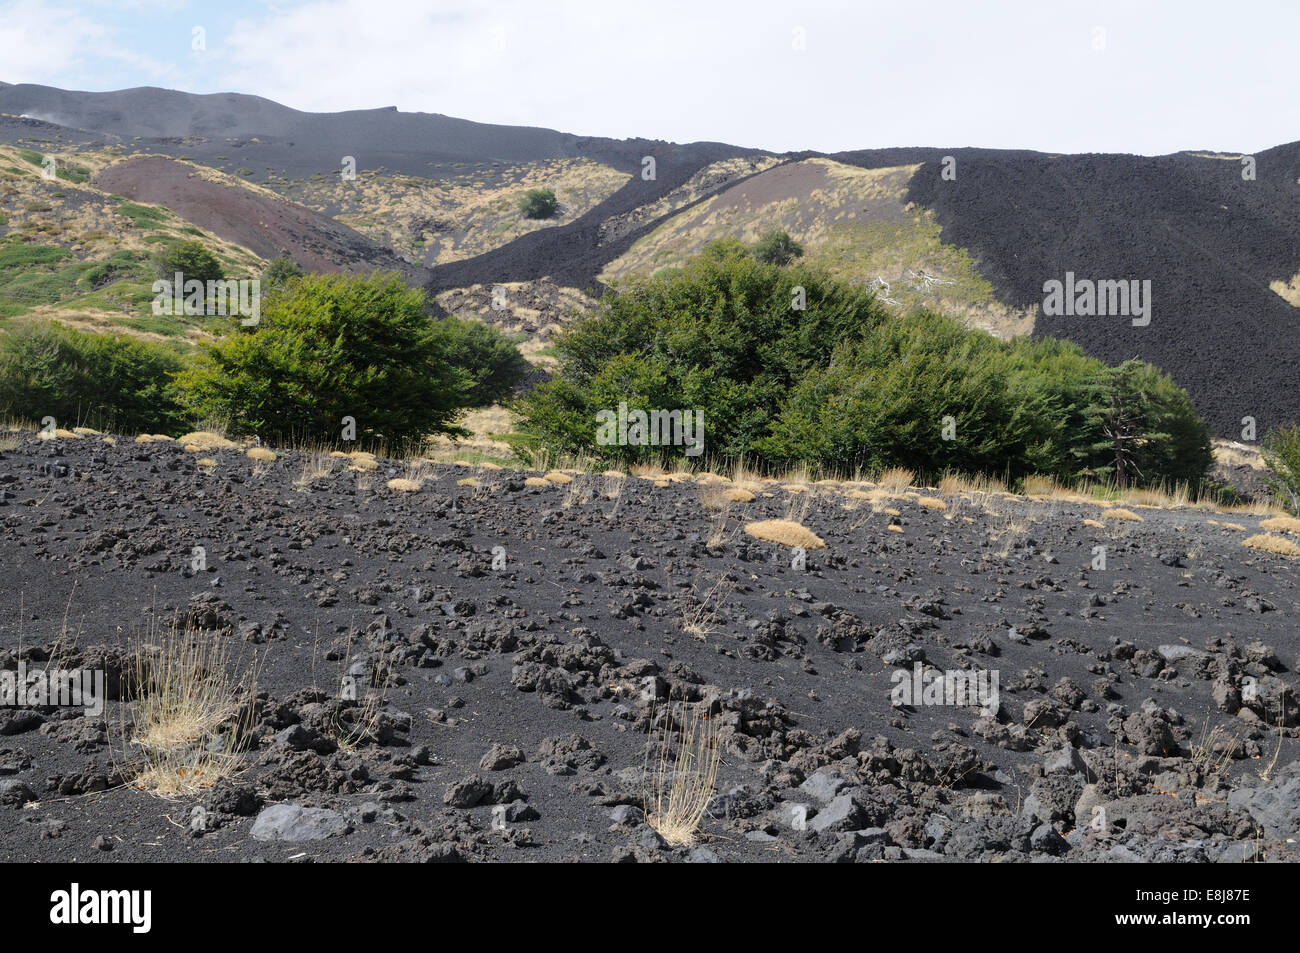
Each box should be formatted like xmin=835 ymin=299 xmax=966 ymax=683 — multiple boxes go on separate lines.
xmin=643 ymin=702 xmax=722 ymax=848
xmin=246 ymin=447 xmax=277 ymax=463
xmin=386 ymin=478 xmax=422 ymax=492
xmin=1101 ymin=507 xmax=1143 ymax=522
xmin=1260 ymin=516 xmax=1300 ymax=534
xmin=196 ymin=457 xmax=217 ymax=468
xmin=336 ymin=449 xmax=378 ymax=467
xmin=125 ymin=623 xmax=258 ymax=797
xmin=1022 ymin=474 xmax=1058 ymax=497
xmin=293 ymin=452 xmax=336 ymax=487
xmin=1221 ymin=522 xmax=1246 ymax=532
xmin=887 ymin=524 xmax=904 ymax=534
xmin=1082 ymin=518 xmax=1104 ymax=529
xmin=542 ymin=470 xmax=574 ymax=485
xmin=743 ymin=519 xmax=826 ymax=549
xmin=679 ymin=574 xmax=736 ymax=639
xmin=877 ymin=467 xmax=914 ymax=492
xmin=178 ymin=431 xmax=237 ymax=451
xmin=1242 ymin=534 xmax=1300 ymax=556
xmin=457 ymin=477 xmax=480 ymax=487
xmin=916 ymin=496 xmax=947 ymax=511
xmin=524 ymin=476 xmax=551 ymax=488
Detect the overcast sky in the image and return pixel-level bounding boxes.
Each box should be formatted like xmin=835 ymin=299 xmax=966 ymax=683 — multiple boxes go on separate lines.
xmin=3 ymin=0 xmax=1298 ymax=156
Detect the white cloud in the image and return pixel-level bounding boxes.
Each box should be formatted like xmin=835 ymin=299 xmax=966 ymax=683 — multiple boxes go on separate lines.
xmin=4 ymin=0 xmax=1300 ymax=155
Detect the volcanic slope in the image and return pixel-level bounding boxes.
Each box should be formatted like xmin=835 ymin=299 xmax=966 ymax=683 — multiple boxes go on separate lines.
xmin=0 ymin=427 xmax=1298 ymax=861
xmin=5 ymin=83 xmax=1300 ymax=433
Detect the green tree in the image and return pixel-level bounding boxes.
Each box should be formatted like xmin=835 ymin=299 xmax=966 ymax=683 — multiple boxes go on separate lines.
xmin=152 ymin=239 xmax=224 ymax=284
xmin=262 ymin=255 xmax=304 ymax=293
xmin=1075 ymin=360 xmax=1212 ymax=488
xmin=752 ymin=231 xmax=804 ymax=266
xmin=518 ymin=188 xmax=559 ymax=220
xmin=1262 ymin=424 xmax=1300 ymax=513
xmin=0 ymin=321 xmax=185 ymax=433
xmin=174 ymin=271 xmax=475 ymax=447
xmin=437 ymin=317 xmax=530 ymax=406
xmin=515 ymin=251 xmax=1214 ymax=486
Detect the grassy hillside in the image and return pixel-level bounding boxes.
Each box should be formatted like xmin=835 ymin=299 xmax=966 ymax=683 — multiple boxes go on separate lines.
xmin=601 ymin=158 xmax=1035 ymax=338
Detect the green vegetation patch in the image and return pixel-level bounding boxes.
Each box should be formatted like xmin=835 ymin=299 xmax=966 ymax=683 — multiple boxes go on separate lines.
xmin=116 ymin=203 xmax=169 ymax=228
xmin=515 ymin=249 xmax=1213 ymax=487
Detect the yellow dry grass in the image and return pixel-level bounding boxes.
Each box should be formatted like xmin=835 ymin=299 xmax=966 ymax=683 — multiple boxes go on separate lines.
xmin=1101 ymin=507 xmax=1143 ymax=522
xmin=1082 ymin=518 xmax=1105 ymax=529
xmin=1242 ymin=534 xmax=1300 ymax=556
xmin=524 ymin=476 xmax=551 ymax=487
xmin=386 ymin=478 xmax=422 ymax=492
xmin=245 ymin=447 xmax=277 ymax=462
xmin=642 ymin=702 xmax=722 ymax=848
xmin=743 ymin=519 xmax=826 ymax=549
xmin=542 ymin=471 xmax=574 ymax=485
xmin=178 ymin=431 xmax=237 ymax=451
xmin=457 ymin=478 xmax=480 ymax=487
xmin=877 ymin=467 xmax=914 ymax=492
xmin=916 ymin=496 xmax=947 ymax=511
xmin=126 ymin=622 xmax=259 ymax=797
xmin=1260 ymin=516 xmax=1300 ymax=534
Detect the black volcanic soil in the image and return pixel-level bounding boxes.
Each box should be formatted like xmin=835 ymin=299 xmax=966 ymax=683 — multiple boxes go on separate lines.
xmin=92 ymin=157 xmax=414 ymax=277
xmin=878 ymin=146 xmax=1300 ymax=438
xmin=2 ymin=431 xmax=1299 ymax=862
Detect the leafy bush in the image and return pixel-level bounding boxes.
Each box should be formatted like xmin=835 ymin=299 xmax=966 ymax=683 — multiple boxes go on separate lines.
xmin=262 ymin=255 xmax=304 ymax=293
xmin=752 ymin=230 xmax=804 ymax=266
xmin=518 ymin=188 xmax=559 ymax=220
xmin=0 ymin=321 xmax=185 ymax=432
xmin=515 ymin=253 xmax=1213 ymax=486
xmin=1073 ymin=359 xmax=1212 ymax=488
xmin=1262 ymin=424 xmax=1300 ymax=513
xmin=174 ymin=271 xmax=520 ymax=446
xmin=152 ymin=239 xmax=223 ymax=284
xmin=438 ymin=317 xmax=530 ymax=406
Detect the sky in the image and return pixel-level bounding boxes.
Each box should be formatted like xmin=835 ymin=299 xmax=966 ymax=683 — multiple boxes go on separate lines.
xmin=2 ymin=0 xmax=1298 ymax=156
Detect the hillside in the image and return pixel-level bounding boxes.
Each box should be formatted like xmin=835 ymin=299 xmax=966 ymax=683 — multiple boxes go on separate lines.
xmin=1 ymin=83 xmax=1299 ymax=437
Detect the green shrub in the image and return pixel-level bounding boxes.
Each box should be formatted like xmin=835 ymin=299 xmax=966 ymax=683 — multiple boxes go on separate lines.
xmin=1262 ymin=424 xmax=1300 ymax=513
xmin=752 ymin=230 xmax=804 ymax=266
xmin=261 ymin=255 xmax=304 ymax=294
xmin=438 ymin=317 xmax=530 ymax=406
xmin=152 ymin=239 xmax=223 ymax=284
xmin=515 ymin=252 xmax=1213 ymax=486
xmin=1073 ymin=359 xmax=1212 ymax=488
xmin=173 ymin=271 xmax=499 ymax=446
xmin=0 ymin=321 xmax=185 ymax=432
xmin=518 ymin=188 xmax=559 ymax=220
